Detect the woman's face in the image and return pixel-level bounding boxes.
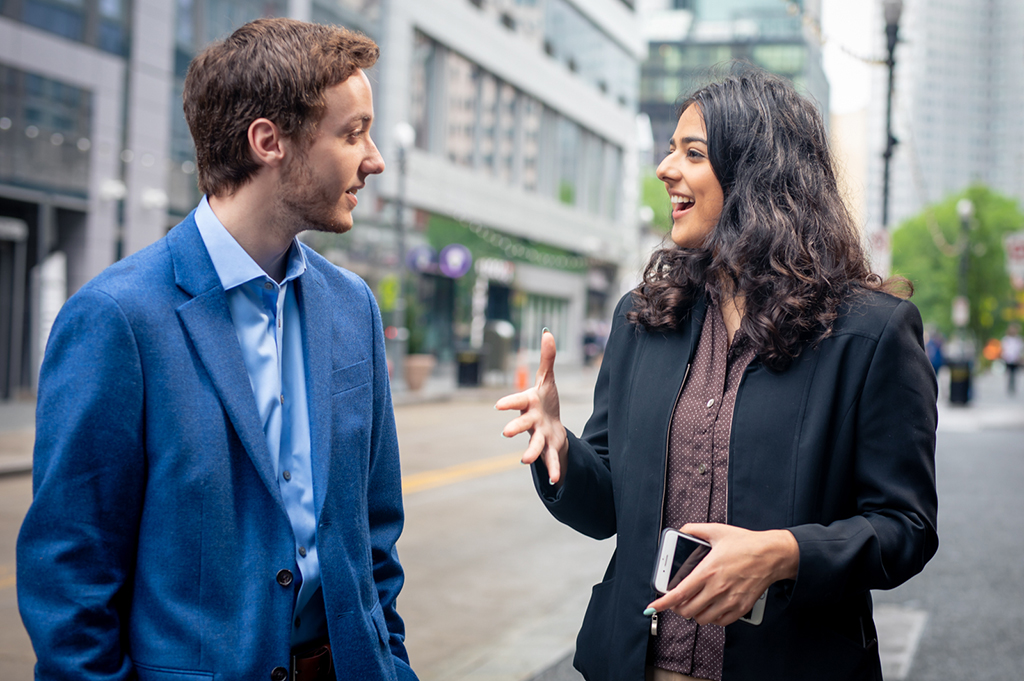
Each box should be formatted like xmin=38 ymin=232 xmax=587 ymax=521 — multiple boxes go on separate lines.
xmin=656 ymin=105 xmax=724 ymax=249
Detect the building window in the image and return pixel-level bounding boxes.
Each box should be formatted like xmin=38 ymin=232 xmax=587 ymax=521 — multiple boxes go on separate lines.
xmin=410 ymin=32 xmax=623 ymax=216
xmin=12 ymin=0 xmax=130 ymax=56
xmin=0 ymin=64 xmax=92 ymax=196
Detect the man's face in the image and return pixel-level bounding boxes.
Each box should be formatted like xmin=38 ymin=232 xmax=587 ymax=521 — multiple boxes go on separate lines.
xmin=281 ymin=70 xmax=385 ymax=233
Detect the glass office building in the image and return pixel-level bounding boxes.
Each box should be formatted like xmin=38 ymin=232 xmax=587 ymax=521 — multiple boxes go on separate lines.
xmin=639 ymin=0 xmax=828 ymax=165
xmin=0 ymin=0 xmax=644 ymax=390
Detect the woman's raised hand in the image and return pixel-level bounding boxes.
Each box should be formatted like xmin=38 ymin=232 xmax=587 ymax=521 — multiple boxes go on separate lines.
xmin=495 ymin=330 xmax=569 ymax=485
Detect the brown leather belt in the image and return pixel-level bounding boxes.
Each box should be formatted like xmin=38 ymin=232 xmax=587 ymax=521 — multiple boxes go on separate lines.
xmin=292 ymin=642 xmax=333 ymax=681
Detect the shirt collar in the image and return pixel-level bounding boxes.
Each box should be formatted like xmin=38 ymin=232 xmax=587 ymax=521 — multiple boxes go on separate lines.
xmin=195 ymin=195 xmax=308 ymax=291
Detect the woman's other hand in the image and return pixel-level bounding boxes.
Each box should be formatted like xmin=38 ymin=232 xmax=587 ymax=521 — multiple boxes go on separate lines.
xmin=645 ymin=523 xmax=800 ymax=627
xmin=495 ymin=330 xmax=569 ymax=485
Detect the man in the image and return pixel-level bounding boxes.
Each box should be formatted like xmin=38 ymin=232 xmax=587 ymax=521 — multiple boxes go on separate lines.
xmin=1003 ymin=323 xmax=1022 ymax=395
xmin=17 ymin=18 xmax=418 ymax=681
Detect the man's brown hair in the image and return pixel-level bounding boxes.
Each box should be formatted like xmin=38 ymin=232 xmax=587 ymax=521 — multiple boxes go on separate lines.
xmin=183 ymin=18 xmax=379 ymax=197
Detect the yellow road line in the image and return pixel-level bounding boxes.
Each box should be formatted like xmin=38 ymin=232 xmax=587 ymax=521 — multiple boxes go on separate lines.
xmin=0 ymin=457 xmax=527 ymax=590
xmin=403 ymin=452 xmax=524 ymax=495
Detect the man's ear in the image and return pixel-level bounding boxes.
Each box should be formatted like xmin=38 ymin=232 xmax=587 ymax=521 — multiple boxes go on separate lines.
xmin=247 ymin=118 xmax=287 ymax=169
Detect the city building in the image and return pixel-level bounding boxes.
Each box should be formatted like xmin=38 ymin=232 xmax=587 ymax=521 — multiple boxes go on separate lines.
xmin=637 ymin=0 xmax=829 ymax=167
xmin=865 ymin=0 xmax=1024 ymax=233
xmin=0 ymin=0 xmax=644 ymax=396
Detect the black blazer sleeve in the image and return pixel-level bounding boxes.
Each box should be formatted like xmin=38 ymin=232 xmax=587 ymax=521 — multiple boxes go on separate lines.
xmin=786 ymin=299 xmax=939 ymax=608
xmin=529 ymin=296 xmax=631 ymax=540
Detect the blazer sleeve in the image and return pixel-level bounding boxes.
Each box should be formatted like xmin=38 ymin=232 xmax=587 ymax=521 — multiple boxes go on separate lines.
xmin=529 ymin=297 xmax=626 ymax=540
xmin=786 ymin=299 xmax=939 ymax=608
xmin=17 ymin=288 xmax=145 ymax=681
xmin=361 ymin=281 xmax=419 ymax=681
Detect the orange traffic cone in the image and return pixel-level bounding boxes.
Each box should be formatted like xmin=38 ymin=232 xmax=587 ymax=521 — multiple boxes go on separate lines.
xmin=514 ymin=350 xmax=529 ymax=392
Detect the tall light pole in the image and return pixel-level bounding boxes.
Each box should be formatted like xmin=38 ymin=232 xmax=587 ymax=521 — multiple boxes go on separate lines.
xmin=392 ymin=122 xmax=416 ymax=387
xmin=881 ymin=0 xmax=903 ymax=231
xmin=949 ymin=197 xmax=974 ymax=405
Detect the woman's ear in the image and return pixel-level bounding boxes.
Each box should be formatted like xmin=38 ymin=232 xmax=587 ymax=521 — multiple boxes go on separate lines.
xmin=247 ymin=118 xmax=286 ymax=169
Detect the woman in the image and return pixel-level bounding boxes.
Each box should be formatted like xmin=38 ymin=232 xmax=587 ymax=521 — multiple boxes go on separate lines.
xmin=496 ymin=68 xmax=938 ymax=681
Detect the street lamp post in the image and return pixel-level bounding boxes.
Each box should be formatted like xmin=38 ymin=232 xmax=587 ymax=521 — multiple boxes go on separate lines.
xmin=949 ymin=197 xmax=974 ymax=405
xmin=391 ymin=122 xmax=416 ymax=388
xmin=881 ymin=0 xmax=903 ymax=231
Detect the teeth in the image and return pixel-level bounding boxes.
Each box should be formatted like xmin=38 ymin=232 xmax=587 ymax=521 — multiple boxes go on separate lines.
xmin=671 ymin=195 xmax=694 ymax=206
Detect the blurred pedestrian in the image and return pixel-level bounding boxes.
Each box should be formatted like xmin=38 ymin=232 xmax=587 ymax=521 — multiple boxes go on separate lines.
xmin=925 ymin=328 xmax=945 ymax=374
xmin=1003 ymin=323 xmax=1023 ymax=394
xmin=17 ymin=18 xmax=418 ymax=681
xmin=497 ymin=68 xmax=938 ymax=681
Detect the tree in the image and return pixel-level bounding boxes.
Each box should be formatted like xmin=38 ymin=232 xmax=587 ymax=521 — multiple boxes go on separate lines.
xmin=641 ymin=170 xmax=673 ymax=233
xmin=891 ymin=185 xmax=1023 ymax=344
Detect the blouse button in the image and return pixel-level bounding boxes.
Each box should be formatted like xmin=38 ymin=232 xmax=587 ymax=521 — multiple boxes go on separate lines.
xmin=699 ymin=464 xmax=707 ymax=475
xmin=707 ymin=399 xmax=715 ymax=408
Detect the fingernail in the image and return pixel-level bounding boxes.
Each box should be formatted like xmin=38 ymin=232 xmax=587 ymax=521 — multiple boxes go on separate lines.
xmin=542 ymin=327 xmax=549 ymax=336
xmin=643 ymin=607 xmax=657 ymax=617
xmin=548 ymin=477 xmax=555 ymax=485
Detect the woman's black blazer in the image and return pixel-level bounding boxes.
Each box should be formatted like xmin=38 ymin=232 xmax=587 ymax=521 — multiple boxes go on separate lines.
xmin=532 ymin=289 xmax=939 ymax=681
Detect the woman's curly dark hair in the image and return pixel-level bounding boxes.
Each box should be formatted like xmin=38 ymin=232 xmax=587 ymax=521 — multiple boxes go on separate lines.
xmin=629 ymin=66 xmax=907 ymax=371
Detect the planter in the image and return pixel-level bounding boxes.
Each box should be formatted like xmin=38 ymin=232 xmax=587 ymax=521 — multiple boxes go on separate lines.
xmin=404 ymin=354 xmax=437 ymax=392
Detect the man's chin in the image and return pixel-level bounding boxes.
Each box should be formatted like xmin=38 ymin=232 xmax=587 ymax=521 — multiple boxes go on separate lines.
xmin=299 ymin=213 xmax=353 ymax=235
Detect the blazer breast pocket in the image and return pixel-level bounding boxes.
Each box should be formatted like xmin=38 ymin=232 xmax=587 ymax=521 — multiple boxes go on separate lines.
xmin=332 ymin=359 xmax=370 ymax=395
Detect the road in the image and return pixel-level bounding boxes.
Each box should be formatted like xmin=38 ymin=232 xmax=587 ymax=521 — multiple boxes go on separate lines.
xmin=0 ymin=368 xmax=1021 ymax=680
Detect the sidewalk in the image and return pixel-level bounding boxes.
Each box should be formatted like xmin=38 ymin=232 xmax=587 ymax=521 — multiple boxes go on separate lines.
xmin=0 ymin=358 xmax=601 ymax=478
xmin=0 ymin=399 xmax=35 ymax=476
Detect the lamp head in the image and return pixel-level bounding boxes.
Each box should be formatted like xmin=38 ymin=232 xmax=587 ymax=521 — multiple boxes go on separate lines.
xmin=883 ymin=0 xmax=903 ymax=28
xmin=957 ymin=198 xmax=975 ymax=222
xmin=394 ymin=122 xmax=416 ymax=152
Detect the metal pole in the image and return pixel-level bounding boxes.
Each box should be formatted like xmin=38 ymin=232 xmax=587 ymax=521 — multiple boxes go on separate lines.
xmin=391 ymin=145 xmax=407 ymax=386
xmin=881 ymin=16 xmax=899 ymax=230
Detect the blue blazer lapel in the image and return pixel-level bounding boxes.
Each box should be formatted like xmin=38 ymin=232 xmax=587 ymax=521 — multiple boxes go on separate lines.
xmin=296 ymin=260 xmax=332 ymax=518
xmin=167 ymin=217 xmax=286 ymax=511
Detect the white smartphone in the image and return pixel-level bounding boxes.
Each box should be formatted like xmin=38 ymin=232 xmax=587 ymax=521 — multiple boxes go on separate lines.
xmin=652 ymin=527 xmax=767 ymax=626
xmin=652 ymin=528 xmax=712 ymax=594
xmin=737 ymin=588 xmax=767 ymax=626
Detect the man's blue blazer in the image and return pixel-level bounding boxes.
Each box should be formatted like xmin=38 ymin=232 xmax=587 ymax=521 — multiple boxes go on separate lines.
xmin=17 ymin=213 xmax=418 ymax=681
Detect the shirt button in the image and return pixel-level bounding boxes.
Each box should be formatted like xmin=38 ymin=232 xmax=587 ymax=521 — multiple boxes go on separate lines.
xmin=264 ymin=282 xmax=274 ymax=290
xmin=707 ymin=399 xmax=715 ymax=408
xmin=271 ymin=667 xmax=288 ymax=681
xmin=699 ymin=464 xmax=707 ymax=475
xmin=276 ymin=569 xmax=293 ymax=587
xmin=298 ymin=546 xmax=307 ymax=557
xmin=295 ymin=617 xmax=302 ymax=628
xmin=280 ymin=394 xmax=285 ymax=405
xmin=282 ymin=470 xmax=291 ymax=481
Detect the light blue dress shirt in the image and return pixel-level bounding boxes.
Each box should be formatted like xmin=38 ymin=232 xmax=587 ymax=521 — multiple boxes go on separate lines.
xmin=195 ymin=196 xmax=325 ymax=646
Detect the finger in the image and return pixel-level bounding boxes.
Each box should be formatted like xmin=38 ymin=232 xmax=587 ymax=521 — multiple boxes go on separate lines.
xmin=679 ymin=523 xmax=718 ymax=543
xmin=495 ymin=392 xmax=530 ymax=412
xmin=535 ymin=329 xmax=557 ymax=386
xmin=543 ymin=444 xmax=562 ymax=484
xmin=502 ymin=413 xmax=537 ymax=439
xmin=646 ymin=582 xmax=697 ymax=614
xmin=521 ymin=432 xmax=546 ymax=465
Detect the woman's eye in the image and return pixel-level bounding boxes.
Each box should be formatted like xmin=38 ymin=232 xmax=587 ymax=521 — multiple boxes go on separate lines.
xmin=687 ymin=149 xmax=705 ymax=159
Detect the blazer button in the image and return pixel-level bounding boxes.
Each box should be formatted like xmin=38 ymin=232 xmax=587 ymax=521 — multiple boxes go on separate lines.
xmin=276 ymin=569 xmax=294 ymax=587
xmin=271 ymin=666 xmax=288 ymax=681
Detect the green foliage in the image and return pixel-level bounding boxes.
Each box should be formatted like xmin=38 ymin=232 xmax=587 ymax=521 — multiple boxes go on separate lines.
xmin=558 ymin=181 xmax=575 ymax=206
xmin=642 ymin=170 xmax=674 ymax=234
xmin=891 ymin=185 xmax=1022 ymax=343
